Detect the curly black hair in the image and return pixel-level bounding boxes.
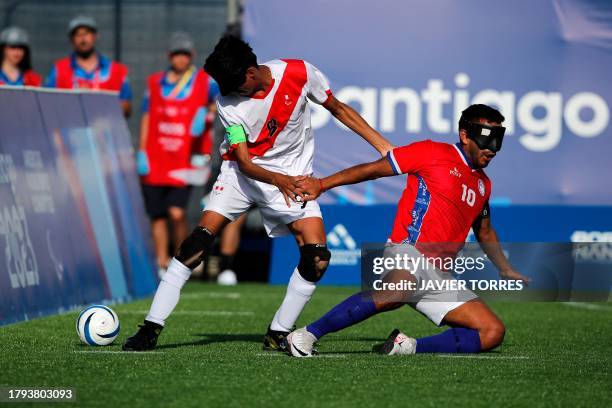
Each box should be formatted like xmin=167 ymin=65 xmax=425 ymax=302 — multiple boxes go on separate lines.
xmin=459 ymin=104 xmax=505 ymax=128
xmin=203 ymin=36 xmax=258 ymax=96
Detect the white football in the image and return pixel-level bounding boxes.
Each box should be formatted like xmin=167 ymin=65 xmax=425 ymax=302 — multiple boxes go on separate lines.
xmin=217 ymin=269 xmax=238 ymax=286
xmin=76 ymin=305 xmax=120 ymax=346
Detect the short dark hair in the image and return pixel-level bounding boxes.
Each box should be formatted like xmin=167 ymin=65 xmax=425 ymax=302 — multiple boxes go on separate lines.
xmin=459 ymin=104 xmax=505 ymax=129
xmin=0 ymin=44 xmax=32 ymax=72
xmin=203 ymin=36 xmax=258 ymax=96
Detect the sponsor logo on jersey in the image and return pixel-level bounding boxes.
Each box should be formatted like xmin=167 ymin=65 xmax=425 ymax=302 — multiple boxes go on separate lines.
xmin=266 ymin=118 xmax=279 ymax=138
xmin=327 ymin=224 xmax=361 ymax=266
xmin=478 ymin=179 xmax=485 ymax=196
xmin=450 ymin=167 xmax=462 ymax=178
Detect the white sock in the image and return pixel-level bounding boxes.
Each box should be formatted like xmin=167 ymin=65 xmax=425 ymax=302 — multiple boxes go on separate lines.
xmin=270 ymin=268 xmax=317 ymax=332
xmin=146 ymin=258 xmax=192 ymax=326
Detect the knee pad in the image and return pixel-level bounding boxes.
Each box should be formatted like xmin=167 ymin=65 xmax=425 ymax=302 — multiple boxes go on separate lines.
xmin=175 ymin=226 xmax=215 ymax=269
xmin=297 ymin=244 xmax=331 ymax=282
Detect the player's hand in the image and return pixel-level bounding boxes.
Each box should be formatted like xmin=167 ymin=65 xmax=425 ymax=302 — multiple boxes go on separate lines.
xmin=296 ymin=176 xmax=323 ymax=201
xmin=136 ymin=150 xmax=150 ymax=176
xmin=379 ymin=143 xmax=397 ymax=157
xmin=272 ymin=174 xmax=306 ymax=207
xmin=499 ymin=267 xmax=531 ymax=286
xmin=191 ymin=154 xmax=211 ymax=168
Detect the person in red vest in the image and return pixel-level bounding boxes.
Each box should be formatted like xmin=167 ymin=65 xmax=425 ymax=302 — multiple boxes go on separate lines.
xmin=0 ymin=27 xmax=42 ymax=86
xmin=137 ymin=31 xmax=218 ymax=275
xmin=45 ymin=16 xmax=132 ymax=117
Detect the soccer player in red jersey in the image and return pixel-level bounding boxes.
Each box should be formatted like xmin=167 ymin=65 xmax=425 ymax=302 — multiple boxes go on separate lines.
xmin=288 ymin=104 xmax=530 ymax=357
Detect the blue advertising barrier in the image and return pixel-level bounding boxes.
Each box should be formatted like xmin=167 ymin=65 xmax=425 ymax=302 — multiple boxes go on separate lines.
xmin=244 ymin=0 xmax=612 ymax=205
xmin=269 ymin=204 xmax=612 ymax=286
xmin=0 ymin=87 xmax=157 ymax=326
xmin=247 ymin=1 xmax=612 ymax=288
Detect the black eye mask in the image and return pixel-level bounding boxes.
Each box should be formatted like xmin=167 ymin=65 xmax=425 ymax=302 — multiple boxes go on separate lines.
xmin=460 ymin=119 xmax=506 ymax=152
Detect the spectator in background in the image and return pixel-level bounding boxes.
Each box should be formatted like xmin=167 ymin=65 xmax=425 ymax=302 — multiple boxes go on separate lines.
xmin=137 ymin=31 xmax=218 ymax=275
xmin=216 ymin=213 xmax=247 ymax=285
xmin=0 ymin=27 xmax=42 ymax=86
xmin=45 ymin=16 xmax=132 ymax=117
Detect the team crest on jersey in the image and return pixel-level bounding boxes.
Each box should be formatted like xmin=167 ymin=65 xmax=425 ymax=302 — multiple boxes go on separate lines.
xmin=449 ymin=167 xmax=462 ymax=178
xmin=213 ymin=184 xmax=225 ymax=195
xmin=478 ymin=179 xmax=485 ymax=196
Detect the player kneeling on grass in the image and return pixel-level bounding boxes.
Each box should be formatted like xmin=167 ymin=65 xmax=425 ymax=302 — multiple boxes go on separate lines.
xmin=287 ymin=104 xmax=530 ymax=357
xmin=123 ymin=36 xmax=392 ymax=351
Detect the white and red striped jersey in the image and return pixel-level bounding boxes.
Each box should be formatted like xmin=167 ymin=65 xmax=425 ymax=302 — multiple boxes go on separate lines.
xmin=216 ymin=59 xmax=331 ymax=175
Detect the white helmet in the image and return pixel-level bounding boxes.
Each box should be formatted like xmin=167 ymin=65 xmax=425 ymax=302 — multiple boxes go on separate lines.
xmin=0 ymin=26 xmax=30 ymax=47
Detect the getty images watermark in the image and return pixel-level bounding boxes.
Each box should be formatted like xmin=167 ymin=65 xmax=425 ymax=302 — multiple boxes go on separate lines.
xmin=360 ymin=242 xmax=612 ymax=302
xmin=371 ymin=251 xmax=525 ymax=292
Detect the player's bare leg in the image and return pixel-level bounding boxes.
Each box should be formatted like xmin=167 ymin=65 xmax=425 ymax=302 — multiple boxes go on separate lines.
xmin=123 ymin=210 xmax=231 ymax=351
xmin=168 ymin=206 xmax=189 ymax=257
xmin=217 ymin=213 xmax=247 ymax=285
xmin=264 ymin=217 xmax=329 ymax=352
xmin=151 ymin=218 xmax=170 ymax=270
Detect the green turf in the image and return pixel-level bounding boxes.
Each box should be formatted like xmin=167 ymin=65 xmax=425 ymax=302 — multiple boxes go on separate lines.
xmin=1 ymin=283 xmax=611 ymax=407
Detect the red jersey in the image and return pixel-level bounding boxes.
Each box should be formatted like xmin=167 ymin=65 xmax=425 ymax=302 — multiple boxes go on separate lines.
xmin=387 ymin=140 xmax=491 ymax=259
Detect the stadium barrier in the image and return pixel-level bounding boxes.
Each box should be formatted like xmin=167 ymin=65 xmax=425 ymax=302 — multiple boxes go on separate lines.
xmin=0 ymin=87 xmax=157 ymax=326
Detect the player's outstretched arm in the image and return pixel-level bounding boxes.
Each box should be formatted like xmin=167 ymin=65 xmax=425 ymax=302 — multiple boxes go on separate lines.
xmin=473 ymin=211 xmax=531 ymax=285
xmin=298 ymin=157 xmax=395 ymax=201
xmin=323 ymin=95 xmax=394 ymax=156
xmin=233 ymin=142 xmax=305 ymax=207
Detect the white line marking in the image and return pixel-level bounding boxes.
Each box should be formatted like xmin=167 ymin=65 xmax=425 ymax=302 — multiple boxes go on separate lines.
xmin=181 ymin=292 xmax=241 ymax=299
xmin=120 ymin=310 xmax=254 ymax=316
xmin=437 ymin=354 xmax=530 ymax=359
xmin=562 ymin=302 xmax=612 ymax=311
xmin=74 ymin=350 xmax=164 ymax=354
xmin=254 ymin=353 xmax=347 ymax=359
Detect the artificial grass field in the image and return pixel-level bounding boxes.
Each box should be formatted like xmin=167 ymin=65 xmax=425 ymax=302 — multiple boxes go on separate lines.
xmin=1 ymin=282 xmax=611 ymax=407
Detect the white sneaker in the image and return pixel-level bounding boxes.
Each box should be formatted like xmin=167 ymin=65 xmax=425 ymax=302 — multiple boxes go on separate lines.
xmin=287 ymin=327 xmax=317 ymax=357
xmin=217 ymin=269 xmax=237 ymax=286
xmin=377 ymin=329 xmax=417 ymax=355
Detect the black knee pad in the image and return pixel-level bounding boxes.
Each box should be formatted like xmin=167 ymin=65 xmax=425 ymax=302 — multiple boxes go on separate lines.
xmin=297 ymin=244 xmax=331 ymax=282
xmin=175 ymin=226 xmax=215 ymax=269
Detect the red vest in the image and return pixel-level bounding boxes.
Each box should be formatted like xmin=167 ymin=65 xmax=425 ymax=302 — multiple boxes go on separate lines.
xmin=53 ymin=56 xmax=127 ymax=91
xmin=142 ymin=69 xmax=211 ymax=187
xmin=0 ymin=69 xmax=42 ymax=86
xmin=23 ymin=70 xmax=42 ymax=86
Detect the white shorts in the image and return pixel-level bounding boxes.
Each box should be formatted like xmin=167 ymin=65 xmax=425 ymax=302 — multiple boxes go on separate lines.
xmin=382 ymin=243 xmax=478 ymax=326
xmin=204 ymin=161 xmax=322 ymax=237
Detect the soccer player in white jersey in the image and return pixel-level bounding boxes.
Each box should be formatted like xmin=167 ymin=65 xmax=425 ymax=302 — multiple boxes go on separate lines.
xmin=123 ymin=36 xmax=393 ymax=351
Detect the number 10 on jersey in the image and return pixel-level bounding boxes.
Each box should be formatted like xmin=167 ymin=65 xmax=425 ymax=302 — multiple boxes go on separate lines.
xmin=461 ymin=184 xmax=476 ymax=207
